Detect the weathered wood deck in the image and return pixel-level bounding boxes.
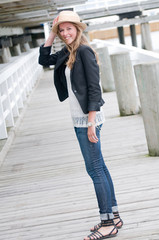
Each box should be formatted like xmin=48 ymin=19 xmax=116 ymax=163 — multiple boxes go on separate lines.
xmin=0 ymin=70 xmax=159 ymax=240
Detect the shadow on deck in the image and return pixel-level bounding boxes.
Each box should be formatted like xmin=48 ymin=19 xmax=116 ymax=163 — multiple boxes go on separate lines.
xmin=0 ymin=70 xmax=159 ymax=240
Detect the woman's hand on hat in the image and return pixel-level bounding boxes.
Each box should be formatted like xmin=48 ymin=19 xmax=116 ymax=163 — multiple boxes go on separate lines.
xmin=44 ymin=18 xmax=57 ymax=47
xmin=52 ymin=16 xmax=59 ymax=28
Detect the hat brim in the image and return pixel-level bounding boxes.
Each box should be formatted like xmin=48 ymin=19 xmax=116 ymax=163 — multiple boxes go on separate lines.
xmin=52 ymin=21 xmax=87 ymax=34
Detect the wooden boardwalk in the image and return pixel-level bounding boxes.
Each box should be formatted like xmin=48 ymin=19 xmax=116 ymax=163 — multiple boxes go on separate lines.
xmin=0 ymin=70 xmax=159 ymax=240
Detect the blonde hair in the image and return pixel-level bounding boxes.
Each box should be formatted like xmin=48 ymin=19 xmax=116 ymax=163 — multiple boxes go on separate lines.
xmin=57 ymin=23 xmax=99 ymax=69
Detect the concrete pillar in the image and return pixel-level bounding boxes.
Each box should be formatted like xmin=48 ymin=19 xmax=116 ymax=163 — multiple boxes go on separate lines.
xmin=10 ymin=44 xmax=22 ymax=56
xmin=96 ymin=46 xmax=115 ymax=92
xmin=6 ymin=47 xmax=12 ymax=58
xmin=13 ymin=44 xmax=21 ymax=56
xmin=110 ymin=51 xmax=140 ymax=116
xmin=141 ymin=22 xmax=153 ymax=51
xmin=1 ymin=48 xmax=10 ymax=63
xmin=134 ymin=61 xmax=159 ymax=156
xmin=130 ymin=24 xmax=137 ymax=47
xmin=23 ymin=42 xmax=30 ymax=51
xmin=20 ymin=42 xmax=30 ymax=52
xmin=117 ymin=26 xmax=125 ymax=44
xmin=32 ymin=38 xmax=40 ymax=47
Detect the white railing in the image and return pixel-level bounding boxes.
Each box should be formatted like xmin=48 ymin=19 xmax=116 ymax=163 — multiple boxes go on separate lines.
xmin=0 ymin=48 xmax=42 ymax=139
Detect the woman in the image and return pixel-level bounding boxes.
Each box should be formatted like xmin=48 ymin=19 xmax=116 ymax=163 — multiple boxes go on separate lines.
xmin=39 ymin=10 xmax=123 ymax=240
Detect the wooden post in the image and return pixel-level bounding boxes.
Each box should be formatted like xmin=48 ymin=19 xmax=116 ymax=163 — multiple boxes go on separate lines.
xmin=20 ymin=42 xmax=30 ymax=52
xmin=96 ymin=46 xmax=115 ymax=92
xmin=130 ymin=24 xmax=137 ymax=47
xmin=141 ymin=22 xmax=153 ymax=51
xmin=117 ymin=26 xmax=125 ymax=44
xmin=13 ymin=44 xmax=21 ymax=56
xmin=6 ymin=47 xmax=12 ymax=58
xmin=23 ymin=42 xmax=30 ymax=51
xmin=134 ymin=61 xmax=159 ymax=156
xmin=1 ymin=47 xmax=10 ymax=63
xmin=110 ymin=51 xmax=140 ymax=116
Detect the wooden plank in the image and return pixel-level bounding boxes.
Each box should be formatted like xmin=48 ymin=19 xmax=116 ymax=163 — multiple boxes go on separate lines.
xmin=0 ymin=70 xmax=159 ymax=239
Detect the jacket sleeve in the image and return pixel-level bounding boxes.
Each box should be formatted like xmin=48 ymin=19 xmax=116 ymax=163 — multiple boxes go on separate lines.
xmin=79 ymin=46 xmax=104 ymax=111
xmin=38 ymin=44 xmax=61 ymax=67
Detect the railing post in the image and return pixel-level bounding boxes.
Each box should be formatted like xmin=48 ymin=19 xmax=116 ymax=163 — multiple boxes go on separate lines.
xmin=96 ymin=46 xmax=115 ymax=92
xmin=110 ymin=51 xmax=140 ymax=116
xmin=134 ymin=61 xmax=159 ymax=156
xmin=0 ymin=98 xmax=8 ymax=139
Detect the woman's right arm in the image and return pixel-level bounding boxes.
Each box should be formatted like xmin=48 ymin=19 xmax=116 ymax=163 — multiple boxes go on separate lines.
xmin=44 ymin=31 xmax=56 ymax=47
xmin=39 ymin=17 xmax=59 ymax=66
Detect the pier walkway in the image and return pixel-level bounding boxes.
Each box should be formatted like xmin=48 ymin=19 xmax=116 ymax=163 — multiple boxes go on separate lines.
xmin=0 ymin=70 xmax=159 ymax=240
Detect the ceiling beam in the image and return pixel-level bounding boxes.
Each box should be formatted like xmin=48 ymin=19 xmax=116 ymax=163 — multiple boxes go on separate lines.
xmin=0 ymin=0 xmax=87 ymax=27
xmin=87 ymin=14 xmax=159 ymax=31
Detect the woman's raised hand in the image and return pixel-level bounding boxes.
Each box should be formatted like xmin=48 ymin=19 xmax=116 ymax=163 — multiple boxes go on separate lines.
xmin=44 ymin=17 xmax=58 ymax=47
xmin=52 ymin=16 xmax=59 ymax=30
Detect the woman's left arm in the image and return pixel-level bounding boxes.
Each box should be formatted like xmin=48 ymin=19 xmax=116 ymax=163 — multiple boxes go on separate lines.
xmin=80 ymin=46 xmax=103 ymax=143
xmin=80 ymin=46 xmax=104 ymax=112
xmin=87 ymin=111 xmax=98 ymax=143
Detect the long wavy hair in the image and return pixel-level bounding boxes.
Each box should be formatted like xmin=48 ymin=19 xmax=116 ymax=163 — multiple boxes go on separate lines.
xmin=57 ymin=23 xmax=99 ymax=69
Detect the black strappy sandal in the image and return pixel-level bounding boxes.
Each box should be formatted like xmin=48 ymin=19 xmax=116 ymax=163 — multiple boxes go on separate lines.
xmin=91 ymin=222 xmax=102 ymax=232
xmin=113 ymin=212 xmax=123 ymax=229
xmin=86 ymin=219 xmax=118 ymax=239
xmin=90 ymin=212 xmax=123 ymax=232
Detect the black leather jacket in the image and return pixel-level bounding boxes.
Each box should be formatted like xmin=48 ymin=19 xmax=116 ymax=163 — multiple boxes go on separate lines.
xmin=39 ymin=44 xmax=105 ymax=114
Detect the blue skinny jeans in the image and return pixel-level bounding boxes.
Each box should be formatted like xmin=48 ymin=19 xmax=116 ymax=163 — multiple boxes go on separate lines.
xmin=74 ymin=125 xmax=118 ymax=220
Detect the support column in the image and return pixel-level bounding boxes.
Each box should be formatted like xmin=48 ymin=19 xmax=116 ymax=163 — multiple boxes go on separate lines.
xmin=6 ymin=47 xmax=12 ymax=58
xmin=117 ymin=26 xmax=125 ymax=44
xmin=1 ymin=48 xmax=10 ymax=63
xmin=11 ymin=36 xmax=21 ymax=56
xmin=23 ymin=42 xmax=30 ymax=51
xmin=96 ymin=46 xmax=115 ymax=92
xmin=110 ymin=51 xmax=140 ymax=116
xmin=141 ymin=22 xmax=153 ymax=51
xmin=0 ymin=36 xmax=12 ymax=62
xmin=130 ymin=24 xmax=137 ymax=47
xmin=12 ymin=44 xmax=21 ymax=56
xmin=18 ymin=34 xmax=32 ymax=52
xmin=134 ymin=61 xmax=159 ymax=156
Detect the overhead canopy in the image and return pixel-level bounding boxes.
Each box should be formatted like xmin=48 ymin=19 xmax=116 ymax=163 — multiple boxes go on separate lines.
xmin=0 ymin=0 xmax=159 ymax=28
xmin=0 ymin=0 xmax=87 ymax=27
xmin=76 ymin=0 xmax=159 ymax=20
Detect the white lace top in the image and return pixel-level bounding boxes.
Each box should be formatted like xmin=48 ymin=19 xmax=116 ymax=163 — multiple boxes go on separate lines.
xmin=65 ymin=67 xmax=105 ymax=128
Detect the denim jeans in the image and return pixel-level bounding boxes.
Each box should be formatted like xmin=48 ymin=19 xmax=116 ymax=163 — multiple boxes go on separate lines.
xmin=74 ymin=124 xmax=118 ymax=220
